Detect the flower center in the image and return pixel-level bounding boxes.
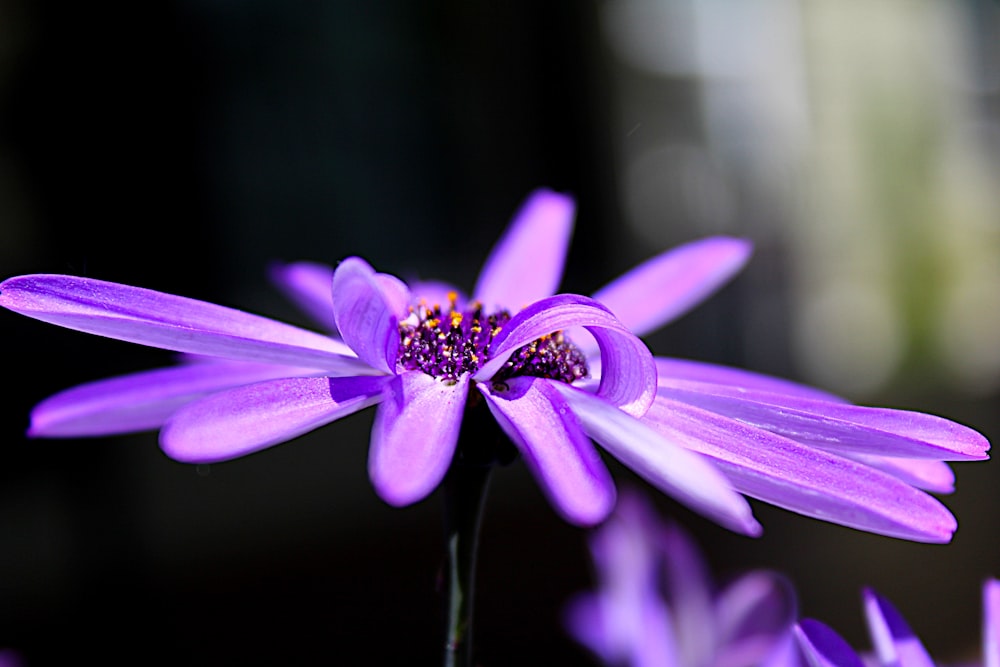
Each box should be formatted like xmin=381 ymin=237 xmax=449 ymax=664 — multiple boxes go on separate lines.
xmin=398 ymin=292 xmax=589 ymax=385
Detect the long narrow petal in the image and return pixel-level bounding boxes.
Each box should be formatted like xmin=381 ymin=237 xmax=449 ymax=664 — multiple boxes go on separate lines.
xmin=268 ymin=260 xmax=338 ymax=332
xmin=331 ymin=258 xmax=407 ymax=374
xmin=479 ymin=377 xmax=615 ymax=526
xmin=552 ymin=383 xmax=762 ymax=536
xmin=160 ymin=376 xmax=388 ymax=463
xmin=985 ymin=579 xmax=1000 ymax=667
xmin=863 ymin=589 xmax=935 ymax=667
xmin=368 ymin=371 xmax=467 ymax=506
xmin=473 ymin=189 xmax=575 ymax=312
xmin=474 ymin=294 xmax=656 ymax=417
xmin=795 ymin=620 xmax=866 ymax=667
xmin=656 ymin=358 xmax=846 ymax=403
xmin=644 ymin=398 xmax=958 ymax=542
xmin=844 ymin=455 xmax=954 ymax=494
xmin=590 ymin=236 xmax=752 ymax=340
xmin=0 ymin=274 xmax=366 ymax=372
xmin=658 ymin=380 xmax=989 ymax=460
xmin=30 ymin=360 xmax=327 ymax=437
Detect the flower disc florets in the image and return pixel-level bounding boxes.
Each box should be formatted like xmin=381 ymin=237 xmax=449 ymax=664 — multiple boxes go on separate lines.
xmin=398 ymin=292 xmax=588 ymax=385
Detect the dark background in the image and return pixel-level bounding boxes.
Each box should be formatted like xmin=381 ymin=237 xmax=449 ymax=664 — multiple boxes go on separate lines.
xmin=1 ymin=2 xmax=999 ymax=665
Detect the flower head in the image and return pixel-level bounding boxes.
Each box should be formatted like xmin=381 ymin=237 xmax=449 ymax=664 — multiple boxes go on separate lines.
xmin=795 ymin=578 xmax=1000 ymax=667
xmin=0 ymin=188 xmax=989 ymax=540
xmin=565 ymin=488 xmax=799 ymax=667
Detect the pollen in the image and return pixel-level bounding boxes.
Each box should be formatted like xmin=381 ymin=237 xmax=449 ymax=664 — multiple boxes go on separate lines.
xmin=397 ymin=300 xmax=588 ymax=384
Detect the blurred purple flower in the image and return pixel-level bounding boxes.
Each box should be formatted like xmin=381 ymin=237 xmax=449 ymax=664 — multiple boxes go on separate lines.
xmin=564 ymin=488 xmax=799 ymax=667
xmin=795 ymin=578 xmax=1000 ymax=667
xmin=0 ymin=649 xmax=25 ymax=667
xmin=0 ymin=189 xmax=989 ymax=539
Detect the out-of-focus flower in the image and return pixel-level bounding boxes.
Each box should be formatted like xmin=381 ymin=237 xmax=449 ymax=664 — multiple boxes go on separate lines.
xmin=0 ymin=189 xmax=989 ymax=539
xmin=564 ymin=488 xmax=799 ymax=667
xmin=0 ymin=649 xmax=26 ymax=667
xmin=795 ymin=578 xmax=1000 ymax=667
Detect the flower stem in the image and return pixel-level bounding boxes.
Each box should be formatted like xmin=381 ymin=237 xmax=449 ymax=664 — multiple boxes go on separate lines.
xmin=442 ymin=460 xmax=492 ymax=667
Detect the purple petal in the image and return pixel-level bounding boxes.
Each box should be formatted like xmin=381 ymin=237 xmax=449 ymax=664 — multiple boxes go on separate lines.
xmin=268 ymin=260 xmax=338 ymax=332
xmin=761 ymin=634 xmax=807 ymax=667
xmin=863 ymin=588 xmax=935 ymax=667
xmin=581 ymin=493 xmax=683 ymax=666
xmin=479 ymin=377 xmax=615 ymax=525
xmin=563 ymin=595 xmax=617 ymax=664
xmin=984 ymin=579 xmax=1000 ymax=667
xmin=160 ymin=376 xmax=388 ymax=463
xmin=844 ymin=455 xmax=954 ymax=493
xmin=658 ymin=522 xmax=716 ymax=667
xmin=564 ymin=593 xmax=679 ymax=667
xmin=715 ymin=572 xmax=798 ymax=667
xmin=29 ymin=360 xmax=326 ymax=437
xmin=588 ymin=491 xmax=660 ymax=593
xmin=658 ymin=379 xmax=989 ymax=460
xmin=552 ymin=383 xmax=762 ymax=536
xmin=375 ymin=272 xmax=413 ymax=319
xmin=331 ymin=258 xmax=407 ymax=374
xmin=0 ymin=274 xmax=367 ymax=372
xmin=795 ymin=620 xmax=866 ymax=667
xmin=656 ymin=358 xmax=847 ymax=403
xmin=474 ymin=294 xmax=656 ymax=417
xmin=644 ymin=398 xmax=958 ymax=542
xmin=591 ymin=236 xmax=752 ymax=339
xmin=472 ymin=189 xmax=575 ymax=311
xmin=368 ymin=371 xmax=467 ymax=506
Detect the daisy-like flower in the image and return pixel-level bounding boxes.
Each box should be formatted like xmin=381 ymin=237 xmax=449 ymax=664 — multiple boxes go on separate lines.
xmin=564 ymin=488 xmax=799 ymax=667
xmin=795 ymin=578 xmax=1000 ymax=667
xmin=0 ymin=189 xmax=989 ymax=540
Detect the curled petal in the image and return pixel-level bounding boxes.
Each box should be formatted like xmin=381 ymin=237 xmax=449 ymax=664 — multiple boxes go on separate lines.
xmin=160 ymin=376 xmax=389 ymax=463
xmin=474 ymin=294 xmax=656 ymax=417
xmin=331 ymin=258 xmax=407 ymax=374
xmin=473 ymin=188 xmax=575 ymax=312
xmin=552 ymin=383 xmax=762 ymax=537
xmin=375 ymin=272 xmax=412 ymax=319
xmin=656 ymin=358 xmax=846 ymax=403
xmin=658 ymin=379 xmax=989 ymax=460
xmin=30 ymin=360 xmax=326 ymax=437
xmin=591 ymin=236 xmax=752 ymax=340
xmin=269 ymin=260 xmax=337 ymax=332
xmin=479 ymin=377 xmax=615 ymax=526
xmin=369 ymin=371 xmax=467 ymax=506
xmin=0 ymin=274 xmax=368 ymax=372
xmin=795 ymin=620 xmax=866 ymax=667
xmin=644 ymin=399 xmax=958 ymax=543
xmin=863 ymin=589 xmax=935 ymax=667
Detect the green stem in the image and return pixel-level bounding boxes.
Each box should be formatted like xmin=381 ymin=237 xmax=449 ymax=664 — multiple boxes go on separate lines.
xmin=442 ymin=460 xmax=492 ymax=667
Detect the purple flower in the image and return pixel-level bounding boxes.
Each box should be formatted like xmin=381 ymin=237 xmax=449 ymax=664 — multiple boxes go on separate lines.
xmin=564 ymin=488 xmax=799 ymax=667
xmin=0 ymin=650 xmax=24 ymax=667
xmin=795 ymin=578 xmax=1000 ymax=667
xmin=0 ymin=189 xmax=989 ymax=540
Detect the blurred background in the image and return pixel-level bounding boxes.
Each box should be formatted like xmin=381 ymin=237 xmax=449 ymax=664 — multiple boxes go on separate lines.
xmin=1 ymin=0 xmax=999 ymax=664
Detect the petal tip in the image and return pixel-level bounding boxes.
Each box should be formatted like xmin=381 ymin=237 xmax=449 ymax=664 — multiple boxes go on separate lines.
xmin=371 ymin=476 xmax=436 ymax=508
